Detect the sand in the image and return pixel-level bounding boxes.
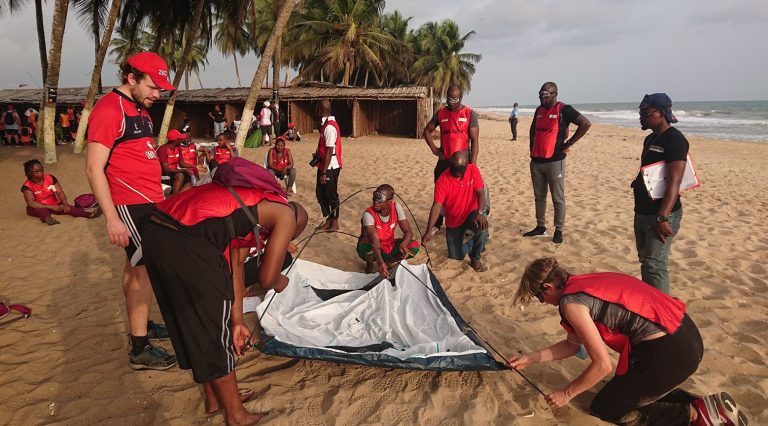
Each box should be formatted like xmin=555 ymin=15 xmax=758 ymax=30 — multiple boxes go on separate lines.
xmin=1 ymin=116 xmax=766 ymax=425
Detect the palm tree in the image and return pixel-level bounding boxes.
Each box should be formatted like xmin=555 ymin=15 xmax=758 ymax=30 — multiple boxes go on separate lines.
xmin=72 ymin=0 xmax=110 ymax=93
xmin=410 ymin=20 xmax=481 ymax=96
xmin=73 ymin=0 xmax=121 ymax=154
xmin=41 ymin=0 xmax=69 ymax=164
xmin=213 ymin=3 xmax=249 ymax=86
xmin=235 ymin=0 xmax=295 ymax=151
xmin=285 ymin=0 xmax=398 ymax=86
xmin=375 ymin=10 xmax=411 ymax=87
xmin=156 ymin=0 xmax=207 ymax=146
xmin=109 ymin=22 xmax=153 ymax=64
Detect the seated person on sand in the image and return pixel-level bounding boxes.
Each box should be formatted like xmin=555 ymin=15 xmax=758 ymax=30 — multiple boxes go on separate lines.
xmin=158 ymin=130 xmax=194 ymax=195
xmin=21 ymin=159 xmax=100 ymax=225
xmin=280 ymin=122 xmax=301 ymax=141
xmin=422 ymin=151 xmax=489 ymax=272
xmin=213 ymin=130 xmax=237 ymax=166
xmin=357 ymin=185 xmax=419 ymax=278
xmin=509 ymin=257 xmax=748 ymax=426
xmin=267 ymin=137 xmax=297 ymax=194
xmin=142 ymin=177 xmax=308 ymax=423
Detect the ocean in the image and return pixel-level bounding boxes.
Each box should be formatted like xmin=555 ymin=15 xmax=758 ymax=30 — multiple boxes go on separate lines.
xmin=477 ymin=100 xmax=768 ymax=142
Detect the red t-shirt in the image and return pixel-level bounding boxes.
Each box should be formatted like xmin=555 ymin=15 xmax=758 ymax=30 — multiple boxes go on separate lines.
xmin=157 ymin=144 xmax=181 ymax=170
xmin=179 ymin=144 xmax=199 ymax=176
xmin=434 ymin=164 xmax=484 ymax=228
xmin=87 ymin=90 xmax=163 ymax=205
xmin=214 ymin=146 xmax=233 ymax=164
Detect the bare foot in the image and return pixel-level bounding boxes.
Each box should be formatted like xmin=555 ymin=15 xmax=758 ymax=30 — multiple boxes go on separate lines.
xmin=205 ymin=388 xmax=256 ymax=415
xmin=325 ymin=220 xmax=339 ymax=232
xmin=45 ymin=216 xmax=60 ymax=226
xmin=228 ymin=410 xmax=269 ymax=425
xmin=470 ymin=260 xmax=487 ymax=272
xmin=365 ymin=261 xmax=376 ymax=274
xmin=317 ymin=220 xmax=330 ymax=231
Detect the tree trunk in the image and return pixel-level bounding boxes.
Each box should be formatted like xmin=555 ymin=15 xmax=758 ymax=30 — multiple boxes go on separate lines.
xmin=364 ymin=69 xmax=369 ymax=88
xmin=156 ymin=0 xmax=206 ymax=146
xmin=236 ymin=0 xmax=295 ymax=151
xmin=343 ymin=62 xmax=351 ymax=86
xmin=185 ymin=70 xmax=190 ymax=91
xmin=41 ymin=0 xmax=69 ymax=164
xmin=234 ymin=54 xmax=241 ymax=87
xmin=35 ymin=0 xmax=48 ymax=83
xmin=92 ymin=5 xmax=103 ymax=94
xmin=272 ymin=4 xmax=282 ymax=105
xmin=196 ymin=71 xmax=204 ymax=89
xmin=73 ymin=0 xmax=121 ymax=154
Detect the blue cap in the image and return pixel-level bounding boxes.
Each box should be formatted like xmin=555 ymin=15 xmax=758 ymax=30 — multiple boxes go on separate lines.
xmin=639 ymin=93 xmax=678 ymax=123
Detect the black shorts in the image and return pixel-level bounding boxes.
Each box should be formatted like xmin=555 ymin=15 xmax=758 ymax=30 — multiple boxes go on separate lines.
xmin=261 ymin=125 xmax=273 ymax=135
xmin=116 ymin=203 xmax=154 ymax=266
xmin=142 ymin=221 xmax=236 ymax=384
xmin=4 ymin=128 xmax=18 ymax=136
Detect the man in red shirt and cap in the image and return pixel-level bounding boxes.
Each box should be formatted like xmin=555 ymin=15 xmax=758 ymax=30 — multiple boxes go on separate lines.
xmin=85 ymin=52 xmax=177 ymax=371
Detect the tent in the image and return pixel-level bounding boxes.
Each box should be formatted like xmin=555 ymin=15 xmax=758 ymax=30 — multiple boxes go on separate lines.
xmin=256 ymin=259 xmax=501 ymax=371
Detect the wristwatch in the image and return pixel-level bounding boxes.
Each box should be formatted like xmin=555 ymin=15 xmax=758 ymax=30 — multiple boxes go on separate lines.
xmin=656 ymin=215 xmax=669 ymax=223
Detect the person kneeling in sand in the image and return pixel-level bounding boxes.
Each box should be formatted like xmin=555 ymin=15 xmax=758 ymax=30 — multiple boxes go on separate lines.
xmin=142 ymin=183 xmax=307 ymax=424
xmin=508 ymin=257 xmax=748 ymax=426
xmin=21 ymin=159 xmax=100 ymax=225
xmin=357 ymin=184 xmax=419 ymax=278
xmin=422 ymin=151 xmax=489 ymax=272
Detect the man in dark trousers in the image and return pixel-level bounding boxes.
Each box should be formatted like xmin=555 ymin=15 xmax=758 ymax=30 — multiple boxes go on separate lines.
xmin=633 ymin=93 xmax=689 ymax=293
xmin=85 ymin=52 xmax=177 ymax=370
xmin=422 ymin=151 xmax=489 ymax=272
xmin=524 ymin=82 xmax=591 ymax=244
xmin=423 ymin=84 xmax=479 ymax=236
xmin=314 ymin=99 xmax=343 ymax=232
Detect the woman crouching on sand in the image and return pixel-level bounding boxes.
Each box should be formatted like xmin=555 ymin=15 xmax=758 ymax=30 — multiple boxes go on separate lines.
xmin=508 ymin=257 xmax=748 ymax=426
xmin=21 ymin=159 xmax=100 ymax=225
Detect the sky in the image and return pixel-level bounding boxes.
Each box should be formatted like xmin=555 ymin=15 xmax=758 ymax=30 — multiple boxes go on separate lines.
xmin=0 ymin=0 xmax=767 ymax=106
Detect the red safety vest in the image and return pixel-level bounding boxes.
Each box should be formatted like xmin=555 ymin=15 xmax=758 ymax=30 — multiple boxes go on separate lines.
xmin=270 ymin=148 xmax=291 ymax=172
xmin=158 ymin=144 xmax=181 ymax=170
xmin=179 ymin=144 xmax=198 ymax=177
xmin=437 ymin=106 xmax=473 ymax=159
xmin=214 ymin=146 xmax=233 ymax=164
xmin=23 ymin=174 xmax=59 ymax=206
xmin=531 ymin=102 xmax=568 ymax=159
xmin=316 ymin=118 xmax=342 ymax=168
xmin=19 ymin=127 xmax=32 ymax=144
xmin=559 ymin=272 xmax=686 ymax=375
xmin=155 ymin=183 xmax=286 ymax=227
xmin=361 ymin=203 xmax=397 ymax=253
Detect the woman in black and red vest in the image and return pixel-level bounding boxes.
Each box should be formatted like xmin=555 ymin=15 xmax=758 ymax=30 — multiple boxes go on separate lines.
xmin=509 ymin=257 xmax=747 ymax=426
xmin=21 ymin=159 xmax=99 ymax=225
xmin=142 ymin=183 xmax=308 ymax=423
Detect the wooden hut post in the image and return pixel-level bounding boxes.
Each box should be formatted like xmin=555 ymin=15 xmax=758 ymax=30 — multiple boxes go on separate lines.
xmin=352 ymin=98 xmax=359 ymax=138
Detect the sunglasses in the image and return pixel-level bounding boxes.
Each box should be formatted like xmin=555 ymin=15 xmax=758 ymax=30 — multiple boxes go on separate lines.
xmin=639 ymin=109 xmax=659 ymax=118
xmin=532 ymin=267 xmax=558 ymax=302
xmin=0 ymin=301 xmax=31 ymax=321
xmin=372 ymin=191 xmax=390 ymax=203
xmin=446 ymin=97 xmax=461 ymax=105
xmin=539 ymin=91 xmax=554 ymax=98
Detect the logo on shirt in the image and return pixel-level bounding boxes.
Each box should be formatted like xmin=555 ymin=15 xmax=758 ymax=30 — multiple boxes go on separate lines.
xmin=133 ymin=123 xmax=141 ymax=134
xmin=145 ymin=141 xmax=157 ymax=160
xmin=548 ymin=114 xmax=558 ymax=119
xmin=458 ymin=117 xmax=467 ymax=122
xmin=649 ymin=145 xmax=665 ymax=153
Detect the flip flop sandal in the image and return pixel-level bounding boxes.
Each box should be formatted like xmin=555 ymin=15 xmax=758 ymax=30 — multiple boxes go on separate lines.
xmin=0 ymin=302 xmax=31 ymax=321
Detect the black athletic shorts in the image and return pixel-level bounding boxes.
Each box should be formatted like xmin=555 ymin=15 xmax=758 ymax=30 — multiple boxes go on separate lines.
xmin=116 ymin=203 xmax=155 ymax=266
xmin=142 ymin=221 xmax=236 ymax=384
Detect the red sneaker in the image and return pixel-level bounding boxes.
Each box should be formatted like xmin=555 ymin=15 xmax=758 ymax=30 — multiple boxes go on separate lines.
xmin=692 ymin=392 xmax=748 ymax=426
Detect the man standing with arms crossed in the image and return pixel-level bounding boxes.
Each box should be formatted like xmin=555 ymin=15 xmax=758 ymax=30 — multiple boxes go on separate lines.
xmin=85 ymin=52 xmax=177 ymax=370
xmin=524 ymin=82 xmax=591 ymax=244
xmin=423 ymin=84 xmax=479 ymax=235
xmin=508 ymin=102 xmax=519 ymax=141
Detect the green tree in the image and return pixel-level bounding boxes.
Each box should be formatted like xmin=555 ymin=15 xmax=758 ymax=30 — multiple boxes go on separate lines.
xmin=213 ymin=2 xmax=250 ymax=86
xmin=411 ymin=20 xmax=481 ymax=96
xmin=72 ymin=0 xmax=110 ymax=93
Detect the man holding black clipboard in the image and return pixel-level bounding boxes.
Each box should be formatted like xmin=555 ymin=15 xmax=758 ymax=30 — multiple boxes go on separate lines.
xmin=632 ymin=93 xmax=689 ymax=294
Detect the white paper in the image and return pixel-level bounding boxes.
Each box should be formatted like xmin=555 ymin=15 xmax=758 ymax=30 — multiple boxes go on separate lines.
xmin=641 ymin=153 xmax=700 ymax=200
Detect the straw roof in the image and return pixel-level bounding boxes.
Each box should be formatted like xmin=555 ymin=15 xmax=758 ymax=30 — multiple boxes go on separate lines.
xmin=0 ymin=85 xmax=429 ymax=105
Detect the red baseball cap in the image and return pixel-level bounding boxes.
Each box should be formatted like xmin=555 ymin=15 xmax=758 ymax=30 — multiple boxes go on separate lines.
xmin=126 ymin=52 xmax=175 ymax=91
xmin=167 ymin=129 xmax=185 ymax=141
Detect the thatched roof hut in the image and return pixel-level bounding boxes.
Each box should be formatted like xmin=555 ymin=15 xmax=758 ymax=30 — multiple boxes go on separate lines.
xmin=0 ymin=85 xmax=433 ymax=139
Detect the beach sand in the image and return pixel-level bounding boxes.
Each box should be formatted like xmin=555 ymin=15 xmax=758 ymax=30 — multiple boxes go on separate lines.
xmin=1 ymin=116 xmax=766 ymax=425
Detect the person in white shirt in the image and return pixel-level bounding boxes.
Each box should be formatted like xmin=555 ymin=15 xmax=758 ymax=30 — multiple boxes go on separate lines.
xmin=313 ymin=99 xmax=343 ymax=231
xmin=258 ymin=101 xmax=273 ymax=146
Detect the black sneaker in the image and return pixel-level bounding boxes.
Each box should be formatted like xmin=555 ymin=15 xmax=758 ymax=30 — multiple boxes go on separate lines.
xmin=523 ymin=226 xmax=547 ymax=237
xmin=129 ymin=344 xmax=177 ymax=371
xmin=553 ymin=230 xmax=563 ymax=244
xmin=146 ymin=320 xmax=170 ymax=341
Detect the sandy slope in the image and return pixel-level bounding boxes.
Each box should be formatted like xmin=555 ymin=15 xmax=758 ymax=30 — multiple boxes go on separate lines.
xmin=0 ymin=116 xmax=766 ymax=425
